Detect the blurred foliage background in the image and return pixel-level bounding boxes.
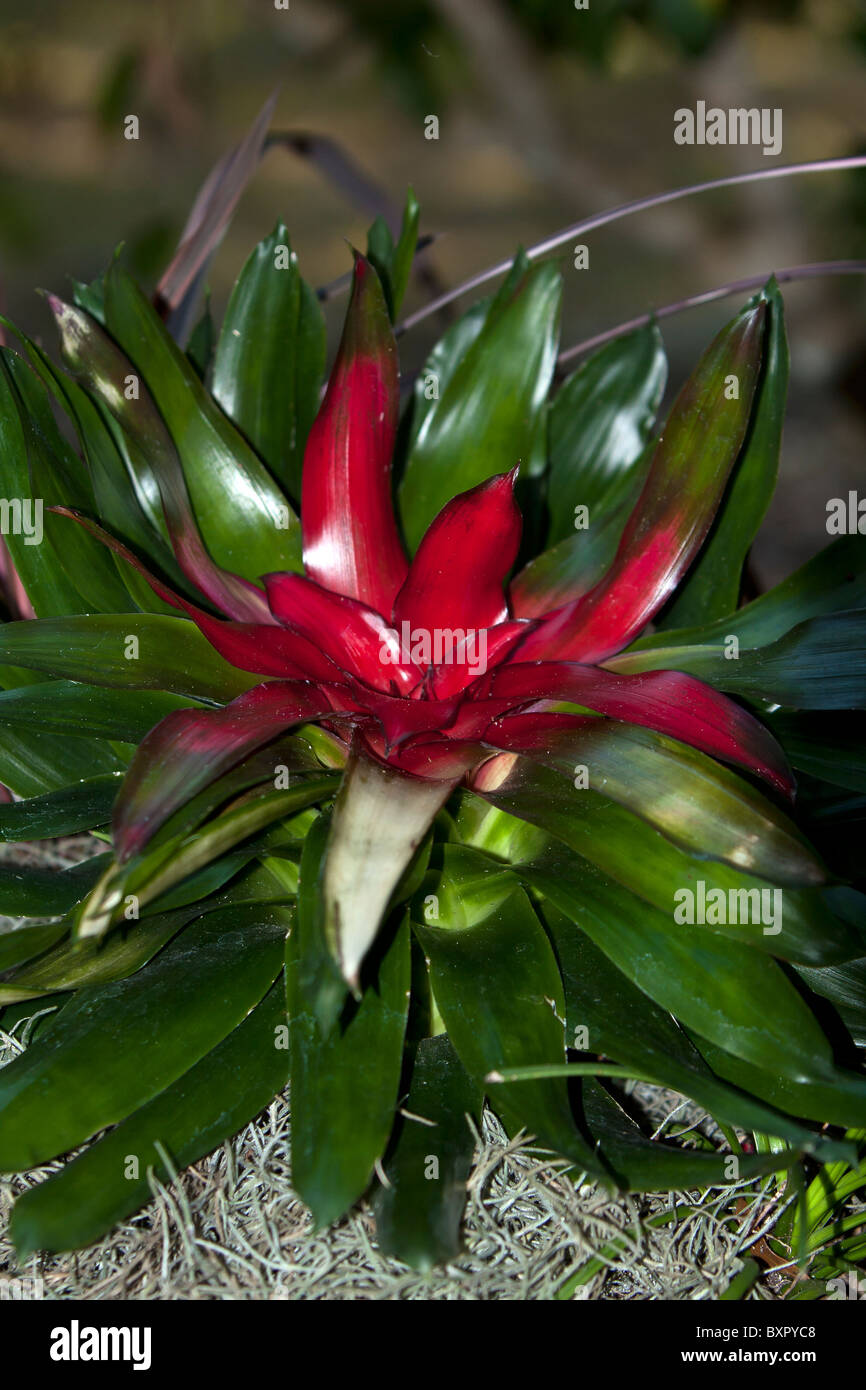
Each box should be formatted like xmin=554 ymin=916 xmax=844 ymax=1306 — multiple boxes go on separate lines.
xmin=0 ymin=0 xmax=865 ymax=583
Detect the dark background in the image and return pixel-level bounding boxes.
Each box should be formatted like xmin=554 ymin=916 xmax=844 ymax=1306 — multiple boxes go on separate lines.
xmin=1 ymin=0 xmax=865 ymax=585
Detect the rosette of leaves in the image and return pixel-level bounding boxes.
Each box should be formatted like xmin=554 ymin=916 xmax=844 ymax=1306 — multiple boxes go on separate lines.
xmin=0 ymin=161 xmax=865 ymax=1273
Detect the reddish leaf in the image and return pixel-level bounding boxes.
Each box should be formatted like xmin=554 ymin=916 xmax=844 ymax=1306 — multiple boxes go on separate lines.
xmin=114 ymin=680 xmax=331 ymax=861
xmin=517 ymin=302 xmax=766 ymax=664
xmin=47 ymin=296 xmax=269 ymax=623
xmin=480 ymin=661 xmax=793 ymax=795
xmin=301 ymin=254 xmax=407 ymax=615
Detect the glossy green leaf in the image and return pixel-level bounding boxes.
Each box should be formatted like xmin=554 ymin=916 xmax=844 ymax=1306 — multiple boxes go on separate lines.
xmin=414 ymin=875 xmax=604 ymax=1176
xmin=0 ymin=921 xmax=69 ymax=973
xmin=102 ymin=262 xmax=303 ymax=579
xmin=0 ymin=724 xmax=126 ymax=799
xmin=513 ymin=837 xmax=838 ymax=1084
xmin=9 ymin=980 xmax=289 ymax=1257
xmin=609 ymin=609 xmax=866 ymax=710
xmin=0 ymin=614 xmax=257 ymax=703
xmin=0 ymin=905 xmax=288 ymax=1169
xmin=0 ymin=680 xmax=199 ymax=742
xmin=796 ymin=957 xmax=866 ymax=1047
xmin=366 ymin=188 xmax=419 ymax=320
xmin=212 ymin=222 xmax=325 ymax=500
xmin=0 ymin=775 xmax=120 ymax=841
xmin=664 ymin=280 xmax=788 ymax=626
xmin=0 ymin=904 xmax=200 ymax=1005
xmin=0 ymin=854 xmax=110 ymax=917
xmin=478 ymin=758 xmax=858 ymax=964
xmin=545 ymin=905 xmax=847 ymax=1158
xmin=399 ymin=261 xmax=561 ymax=551
xmin=373 ymin=1033 xmax=480 ymax=1269
xmin=79 ymin=775 xmax=339 ymax=940
xmin=499 ymin=721 xmax=822 ymax=885
xmin=546 ymin=322 xmax=666 ymax=545
xmin=692 ymin=1033 xmax=866 ymax=1132
xmin=0 ymin=352 xmax=87 ymax=617
xmin=288 ymin=871 xmax=410 ymax=1226
xmin=577 ymin=1078 xmax=793 ymax=1190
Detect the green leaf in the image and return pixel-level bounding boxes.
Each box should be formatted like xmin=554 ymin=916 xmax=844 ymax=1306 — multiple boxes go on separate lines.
xmin=693 ymin=1034 xmax=866 ymax=1132
xmin=398 ymin=261 xmax=561 ymax=551
xmin=796 ymin=957 xmax=866 ymax=1047
xmin=9 ymin=981 xmax=289 ymax=1256
xmin=576 ymin=1078 xmax=793 ymax=1190
xmin=78 ymin=775 xmax=339 ymax=940
xmin=0 ymin=353 xmax=87 ymax=617
xmin=0 ymin=775 xmax=120 ymax=840
xmin=479 ymin=758 xmax=858 ymax=964
xmin=664 ymin=280 xmax=788 ymax=626
xmin=609 ymin=609 xmax=866 ymax=710
xmin=0 ymin=921 xmax=70 ymax=973
xmin=0 ymin=905 xmax=288 ymax=1169
xmin=211 ymin=223 xmax=325 ymax=501
xmin=0 ymin=350 xmax=132 ymax=616
xmin=287 ymin=884 xmax=410 ymax=1226
xmin=0 ymin=614 xmax=258 ymax=703
xmin=0 ymin=680 xmax=199 ymax=741
xmin=515 ymin=838 xmax=838 ymax=1085
xmin=373 ymin=1033 xmax=480 ymax=1269
xmin=102 ymin=262 xmax=303 ymax=579
xmin=414 ymin=871 xmax=604 ymax=1176
xmin=546 ymin=322 xmax=666 ymax=544
xmin=0 ymin=904 xmax=200 ymax=1005
xmin=0 ymin=724 xmax=126 ymax=799
xmin=498 ymin=721 xmax=823 ymax=886
xmin=0 ymin=854 xmax=110 ymax=917
xmin=545 ymin=905 xmax=848 ymax=1158
xmin=366 ymin=188 xmax=420 ymax=320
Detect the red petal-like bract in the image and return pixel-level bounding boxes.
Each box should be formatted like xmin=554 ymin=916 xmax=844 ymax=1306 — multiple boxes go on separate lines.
xmin=480 ymin=662 xmax=793 ymax=795
xmin=114 ymin=680 xmax=332 ymax=861
xmin=301 ymin=254 xmax=408 ymax=615
xmin=394 ymin=470 xmax=521 ymax=631
xmin=264 ymin=571 xmax=420 ymax=693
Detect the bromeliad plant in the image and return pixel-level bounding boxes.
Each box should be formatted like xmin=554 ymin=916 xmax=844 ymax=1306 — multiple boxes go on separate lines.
xmin=1 ymin=121 xmax=866 ymax=1276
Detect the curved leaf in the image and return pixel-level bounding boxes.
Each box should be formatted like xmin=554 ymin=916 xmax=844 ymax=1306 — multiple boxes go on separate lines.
xmin=545 ymin=321 xmax=666 ymax=545
xmin=0 ymin=905 xmax=288 ymax=1170
xmin=399 ymin=261 xmax=561 ymax=552
xmin=212 ymin=222 xmax=325 ymax=500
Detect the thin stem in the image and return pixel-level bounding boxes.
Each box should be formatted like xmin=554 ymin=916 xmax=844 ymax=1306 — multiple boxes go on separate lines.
xmin=557 ymin=259 xmax=866 ymax=367
xmin=395 ymin=154 xmax=866 ymax=335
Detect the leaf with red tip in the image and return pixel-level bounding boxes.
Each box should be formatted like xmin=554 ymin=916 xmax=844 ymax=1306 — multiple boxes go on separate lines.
xmin=114 ymin=681 xmax=332 ymax=862
xmin=50 ymin=507 xmax=342 ymax=685
xmin=517 ymin=301 xmax=767 ymax=664
xmin=301 ymin=254 xmax=407 ymax=614
xmin=264 ymin=571 xmax=420 ymax=693
xmin=47 ymin=296 xmax=269 ymax=623
xmin=480 ymin=661 xmax=794 ymax=796
xmin=394 ymin=471 xmax=521 ymax=633
xmin=474 ymin=721 xmax=823 ymax=887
